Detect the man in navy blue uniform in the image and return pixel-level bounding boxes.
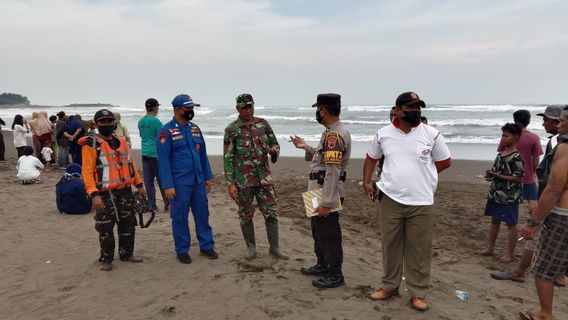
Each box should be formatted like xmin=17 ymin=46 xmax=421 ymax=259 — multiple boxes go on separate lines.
xmin=157 ymin=94 xmax=218 ymax=264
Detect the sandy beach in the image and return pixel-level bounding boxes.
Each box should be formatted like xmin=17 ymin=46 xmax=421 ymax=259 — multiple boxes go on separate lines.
xmin=0 ymin=131 xmax=566 ymax=320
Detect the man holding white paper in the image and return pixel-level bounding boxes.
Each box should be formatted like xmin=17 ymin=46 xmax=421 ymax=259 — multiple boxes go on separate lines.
xmin=290 ymin=93 xmax=351 ymax=289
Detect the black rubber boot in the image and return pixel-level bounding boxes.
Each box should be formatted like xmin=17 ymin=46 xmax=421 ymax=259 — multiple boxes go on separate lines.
xmin=301 ymin=263 xmax=329 ymax=276
xmin=312 ymin=267 xmax=345 ymax=288
xmin=240 ymin=220 xmax=257 ymax=259
xmin=266 ymin=222 xmax=289 ymax=260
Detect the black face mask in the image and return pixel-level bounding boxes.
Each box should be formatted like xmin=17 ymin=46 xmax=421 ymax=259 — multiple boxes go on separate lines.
xmin=98 ymin=125 xmax=115 ymax=137
xmin=316 ymin=110 xmax=324 ymax=124
xmin=182 ymin=109 xmax=194 ymax=121
xmin=402 ymin=111 xmax=421 ymax=125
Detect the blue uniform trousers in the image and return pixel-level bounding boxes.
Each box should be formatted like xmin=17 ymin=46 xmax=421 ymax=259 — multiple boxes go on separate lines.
xmin=170 ymin=183 xmax=214 ymax=254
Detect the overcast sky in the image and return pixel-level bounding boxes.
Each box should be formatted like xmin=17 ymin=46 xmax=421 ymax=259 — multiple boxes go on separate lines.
xmin=0 ymin=0 xmax=567 ymax=107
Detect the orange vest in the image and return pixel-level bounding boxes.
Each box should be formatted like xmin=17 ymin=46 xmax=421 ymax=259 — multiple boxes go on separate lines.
xmin=84 ymin=135 xmax=136 ymax=191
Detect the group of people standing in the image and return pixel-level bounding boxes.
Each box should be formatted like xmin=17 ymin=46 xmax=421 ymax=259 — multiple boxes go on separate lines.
xmin=478 ymin=105 xmax=568 ymax=320
xmin=3 ymin=92 xmax=565 ymax=318
xmin=81 ymin=90 xmax=452 ymax=313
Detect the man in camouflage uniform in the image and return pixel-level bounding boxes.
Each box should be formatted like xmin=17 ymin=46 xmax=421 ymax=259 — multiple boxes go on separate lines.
xmin=290 ymin=93 xmax=351 ymax=288
xmin=223 ymin=93 xmax=288 ymax=260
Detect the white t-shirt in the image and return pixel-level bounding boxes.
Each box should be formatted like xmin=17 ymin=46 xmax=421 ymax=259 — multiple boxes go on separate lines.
xmin=367 ymin=122 xmax=451 ymax=206
xmin=13 ymin=124 xmax=28 ymax=148
xmin=41 ymin=146 xmax=53 ymax=162
xmin=16 ymin=155 xmax=44 ymax=183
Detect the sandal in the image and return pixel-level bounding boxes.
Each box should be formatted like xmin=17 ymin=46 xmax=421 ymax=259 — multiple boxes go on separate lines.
xmin=490 ymin=271 xmax=525 ymax=283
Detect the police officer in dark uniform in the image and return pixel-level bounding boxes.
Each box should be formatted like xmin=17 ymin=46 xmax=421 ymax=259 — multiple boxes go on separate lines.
xmin=156 ymin=94 xmax=218 ymax=264
xmin=290 ymin=93 xmax=351 ymax=288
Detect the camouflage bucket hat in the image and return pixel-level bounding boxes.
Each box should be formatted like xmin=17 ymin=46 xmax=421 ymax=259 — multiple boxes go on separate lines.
xmin=236 ymin=93 xmax=254 ymax=108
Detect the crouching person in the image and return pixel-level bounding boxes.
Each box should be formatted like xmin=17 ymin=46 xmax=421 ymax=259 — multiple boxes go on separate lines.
xmin=55 ymin=163 xmax=93 ymax=215
xmin=79 ymin=109 xmax=146 ymax=271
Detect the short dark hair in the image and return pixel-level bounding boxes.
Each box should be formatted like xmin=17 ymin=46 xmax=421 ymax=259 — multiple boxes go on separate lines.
xmin=502 ymin=122 xmax=523 ymax=138
xmin=23 ymin=146 xmax=34 ymax=156
xmin=513 ymin=109 xmax=531 ymax=127
xmin=564 ymin=105 xmax=568 ymax=110
xmin=49 ymin=115 xmax=57 ymax=123
xmin=322 ymin=105 xmax=341 ymax=116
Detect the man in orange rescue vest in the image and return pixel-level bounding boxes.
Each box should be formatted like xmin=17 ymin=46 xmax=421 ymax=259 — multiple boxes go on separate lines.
xmin=80 ymin=109 xmax=146 ymax=271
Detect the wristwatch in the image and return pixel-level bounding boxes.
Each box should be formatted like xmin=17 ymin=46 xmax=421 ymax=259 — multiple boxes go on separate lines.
xmin=526 ymin=218 xmax=540 ymax=227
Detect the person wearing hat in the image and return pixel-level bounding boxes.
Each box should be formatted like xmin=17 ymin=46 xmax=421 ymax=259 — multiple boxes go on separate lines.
xmin=156 ymin=94 xmax=218 ymax=264
xmin=519 ymin=105 xmax=568 ymax=320
xmin=362 ymin=92 xmax=451 ymax=311
xmin=138 ymin=98 xmax=169 ymax=212
xmin=223 ymin=93 xmax=288 ymax=260
xmin=79 ymin=109 xmax=146 ymax=271
xmin=491 ymin=104 xmax=566 ymax=286
xmin=290 ymin=93 xmax=351 ymax=288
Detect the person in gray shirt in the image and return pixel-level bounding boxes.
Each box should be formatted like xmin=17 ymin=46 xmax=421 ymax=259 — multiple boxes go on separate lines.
xmin=290 ymin=93 xmax=351 ymax=289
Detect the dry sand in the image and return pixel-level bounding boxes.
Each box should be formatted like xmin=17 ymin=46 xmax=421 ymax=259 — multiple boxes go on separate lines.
xmin=0 ymin=131 xmax=566 ymax=320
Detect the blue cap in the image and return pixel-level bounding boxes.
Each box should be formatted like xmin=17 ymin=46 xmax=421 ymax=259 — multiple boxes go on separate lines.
xmin=172 ymin=94 xmax=200 ymax=108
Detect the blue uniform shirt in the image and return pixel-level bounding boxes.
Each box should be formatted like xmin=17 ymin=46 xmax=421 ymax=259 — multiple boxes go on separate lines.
xmin=157 ymin=118 xmax=213 ymax=189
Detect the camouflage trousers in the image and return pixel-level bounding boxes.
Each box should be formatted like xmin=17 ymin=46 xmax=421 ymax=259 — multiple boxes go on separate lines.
xmin=94 ymin=187 xmax=137 ymax=263
xmin=236 ymin=185 xmax=278 ymax=225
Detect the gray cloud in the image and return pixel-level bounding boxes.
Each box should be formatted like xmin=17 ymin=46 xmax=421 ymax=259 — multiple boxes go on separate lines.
xmin=0 ymin=0 xmax=566 ymax=106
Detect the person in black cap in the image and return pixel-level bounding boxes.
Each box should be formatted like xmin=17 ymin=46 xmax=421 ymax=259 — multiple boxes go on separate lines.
xmin=290 ymin=93 xmax=351 ymax=288
xmin=363 ymin=92 xmax=451 ymax=311
xmin=138 ymin=98 xmax=169 ymax=212
xmin=78 ymin=109 xmax=146 ymax=271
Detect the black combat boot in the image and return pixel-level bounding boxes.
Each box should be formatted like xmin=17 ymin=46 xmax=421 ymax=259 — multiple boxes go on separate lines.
xmin=312 ymin=267 xmax=345 ymax=288
xmin=300 ymin=262 xmax=329 ymax=276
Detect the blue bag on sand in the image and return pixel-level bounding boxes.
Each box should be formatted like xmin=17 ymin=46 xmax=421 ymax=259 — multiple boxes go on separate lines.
xmin=55 ymin=164 xmax=93 ymax=215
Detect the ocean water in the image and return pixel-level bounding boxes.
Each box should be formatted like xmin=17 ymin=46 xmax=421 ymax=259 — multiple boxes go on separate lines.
xmin=0 ymin=104 xmax=551 ymax=160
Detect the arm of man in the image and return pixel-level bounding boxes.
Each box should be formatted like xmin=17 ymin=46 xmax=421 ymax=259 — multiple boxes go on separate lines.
xmin=81 ymin=145 xmax=99 ymax=196
xmin=197 ymin=127 xmax=214 ymax=193
xmin=363 ymin=131 xmax=383 ymax=201
xmin=315 ymin=132 xmax=344 ymax=216
xmin=223 ymin=127 xmax=238 ymax=200
xmin=156 ymin=130 xmax=175 ymax=198
xmin=363 ymin=155 xmax=379 ymax=202
xmin=266 ymin=122 xmax=280 ymax=162
xmin=522 ymin=144 xmax=568 ymax=239
xmin=129 ymin=153 xmax=146 ymax=197
xmin=431 ymin=130 xmax=452 ymax=173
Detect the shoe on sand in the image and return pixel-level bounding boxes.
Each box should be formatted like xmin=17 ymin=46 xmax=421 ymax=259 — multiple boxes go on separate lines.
xmin=490 ymin=271 xmax=525 ymax=283
xmin=177 ymin=253 xmax=192 ymax=264
xmin=370 ymin=288 xmax=400 ymax=301
xmin=410 ymin=297 xmax=429 ymax=311
xmin=100 ymin=262 xmax=112 ymax=271
xmin=120 ymin=255 xmax=143 ymax=263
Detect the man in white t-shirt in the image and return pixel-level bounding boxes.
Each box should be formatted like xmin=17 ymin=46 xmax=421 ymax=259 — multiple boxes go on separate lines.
xmin=362 ymin=92 xmax=451 ymax=311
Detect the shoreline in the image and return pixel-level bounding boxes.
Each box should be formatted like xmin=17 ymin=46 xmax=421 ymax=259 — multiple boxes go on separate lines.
xmin=2 ymin=129 xmax=491 ymax=183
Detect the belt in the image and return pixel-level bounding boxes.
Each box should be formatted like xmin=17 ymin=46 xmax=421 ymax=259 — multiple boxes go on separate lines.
xmin=552 ymin=207 xmax=568 ymax=217
xmin=309 ymin=171 xmax=346 ymax=182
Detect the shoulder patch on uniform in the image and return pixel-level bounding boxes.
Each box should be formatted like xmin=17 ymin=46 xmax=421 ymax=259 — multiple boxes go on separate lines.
xmin=323 ymin=132 xmax=343 ymax=165
xmin=159 ymin=131 xmax=167 ymax=144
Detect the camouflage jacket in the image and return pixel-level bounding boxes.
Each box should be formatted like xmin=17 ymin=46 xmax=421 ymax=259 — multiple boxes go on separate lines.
xmin=223 ymin=117 xmax=279 ymax=188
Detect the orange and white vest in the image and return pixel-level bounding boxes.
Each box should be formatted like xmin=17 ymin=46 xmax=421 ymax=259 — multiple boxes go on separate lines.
xmin=86 ymin=134 xmax=136 ymax=191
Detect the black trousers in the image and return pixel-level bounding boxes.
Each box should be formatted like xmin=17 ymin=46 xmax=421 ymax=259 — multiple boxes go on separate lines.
xmin=311 ymin=211 xmax=343 ymax=271
xmin=0 ymin=130 xmax=4 ymax=160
